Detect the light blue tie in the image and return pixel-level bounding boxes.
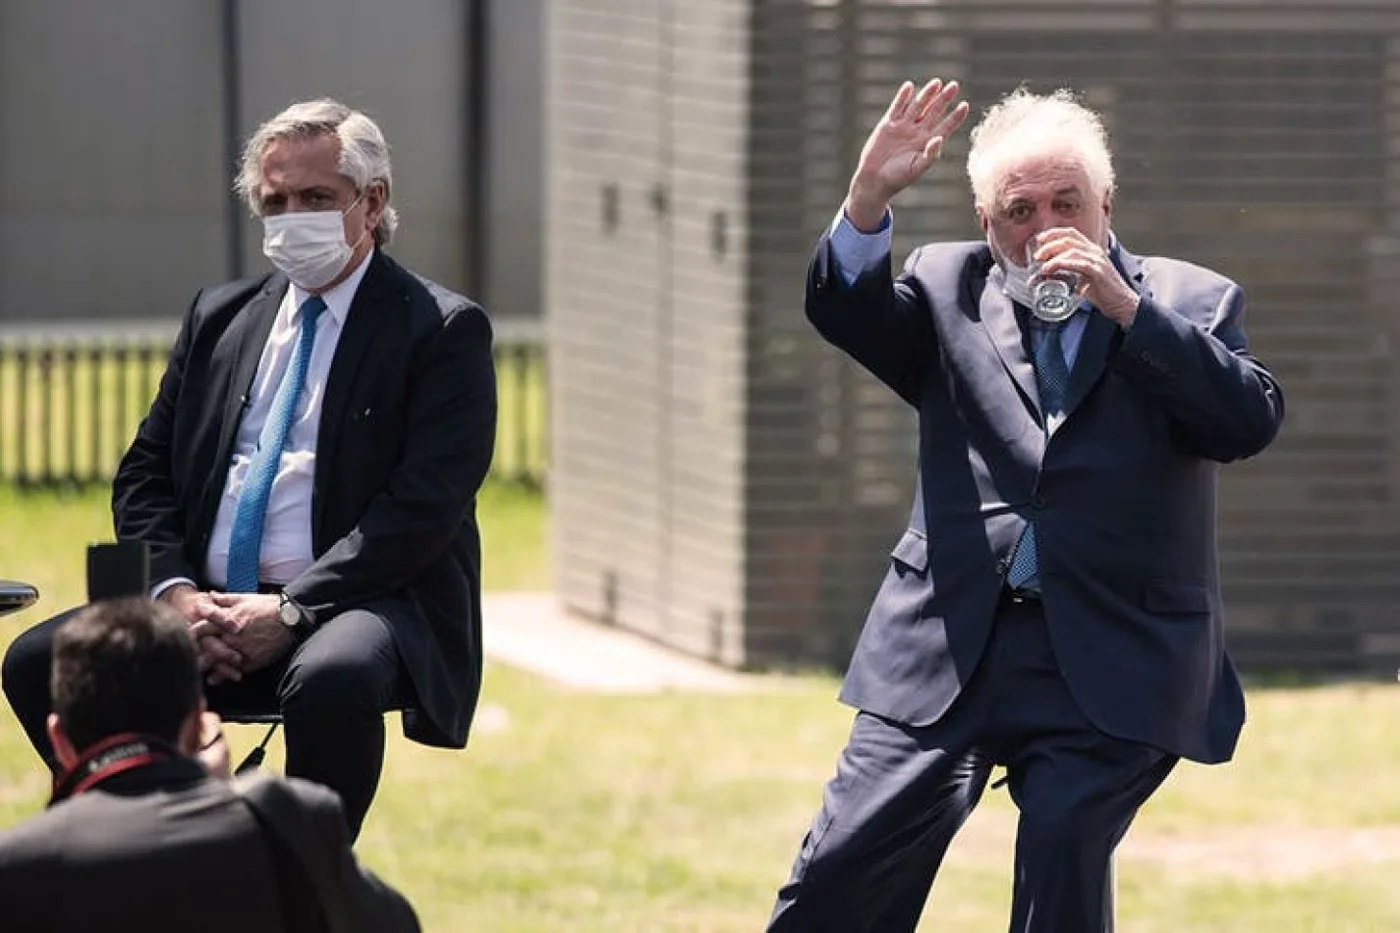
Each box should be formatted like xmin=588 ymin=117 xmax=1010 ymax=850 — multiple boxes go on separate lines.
xmin=225 ymin=295 xmax=327 ymax=592
xmin=1006 ymin=319 xmax=1071 ymax=590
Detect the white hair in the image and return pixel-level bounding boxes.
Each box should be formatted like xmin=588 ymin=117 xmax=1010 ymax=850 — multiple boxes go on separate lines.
xmin=965 ymin=87 xmax=1115 ymax=212
xmin=235 ymin=98 xmax=399 ymax=246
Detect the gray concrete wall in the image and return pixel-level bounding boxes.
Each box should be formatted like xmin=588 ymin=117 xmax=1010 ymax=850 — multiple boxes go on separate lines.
xmin=0 ymin=0 xmax=546 ymax=322
xmin=548 ymin=0 xmax=1400 ymax=674
xmin=546 ymin=0 xmax=752 ymax=664
xmin=233 ymin=0 xmax=471 ymax=293
xmin=0 ymin=0 xmax=227 ymax=320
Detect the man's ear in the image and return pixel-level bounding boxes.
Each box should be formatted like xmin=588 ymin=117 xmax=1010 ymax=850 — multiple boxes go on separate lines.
xmin=362 ymin=180 xmax=387 ymax=236
xmin=47 ymin=714 xmax=79 ymax=771
xmin=976 ymin=207 xmax=989 ymax=236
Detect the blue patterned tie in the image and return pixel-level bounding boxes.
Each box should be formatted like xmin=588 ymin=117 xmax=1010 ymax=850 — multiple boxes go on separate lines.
xmin=1006 ymin=319 xmax=1071 ymax=589
xmin=224 ymin=296 xmax=327 ymax=592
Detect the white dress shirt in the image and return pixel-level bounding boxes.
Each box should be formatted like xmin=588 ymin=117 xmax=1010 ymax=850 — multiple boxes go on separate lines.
xmin=153 ymin=251 xmax=373 ymax=597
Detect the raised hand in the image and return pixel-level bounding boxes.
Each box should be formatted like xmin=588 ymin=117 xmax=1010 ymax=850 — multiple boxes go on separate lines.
xmin=844 ymin=79 xmax=970 ymax=231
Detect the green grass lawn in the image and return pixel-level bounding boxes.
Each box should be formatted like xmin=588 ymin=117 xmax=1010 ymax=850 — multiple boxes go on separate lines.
xmin=2 ymin=487 xmax=1399 ymax=930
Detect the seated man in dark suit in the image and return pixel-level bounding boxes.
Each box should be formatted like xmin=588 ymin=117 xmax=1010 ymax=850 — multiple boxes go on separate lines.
xmin=0 ymin=598 xmax=418 ymax=932
xmin=2 ymin=97 xmax=498 ymax=838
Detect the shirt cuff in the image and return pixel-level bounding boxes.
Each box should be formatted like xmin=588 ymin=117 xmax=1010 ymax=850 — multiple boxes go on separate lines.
xmin=828 ymin=208 xmax=894 ymax=286
xmin=151 ymin=577 xmax=197 ymax=601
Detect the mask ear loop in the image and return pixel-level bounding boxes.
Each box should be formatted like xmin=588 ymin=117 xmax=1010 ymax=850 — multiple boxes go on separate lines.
xmin=342 ymin=191 xmax=371 ymax=253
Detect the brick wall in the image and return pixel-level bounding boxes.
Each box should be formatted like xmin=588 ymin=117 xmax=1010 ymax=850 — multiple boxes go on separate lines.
xmin=549 ymin=0 xmax=1400 ymax=673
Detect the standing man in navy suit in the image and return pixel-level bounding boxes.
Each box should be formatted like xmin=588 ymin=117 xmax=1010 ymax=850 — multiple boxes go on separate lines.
xmin=766 ymin=80 xmax=1284 ymax=931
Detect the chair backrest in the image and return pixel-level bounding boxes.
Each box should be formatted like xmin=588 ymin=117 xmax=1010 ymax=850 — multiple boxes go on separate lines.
xmin=222 ymin=712 xmax=286 ymax=725
xmin=86 ymin=541 xmax=150 ymax=602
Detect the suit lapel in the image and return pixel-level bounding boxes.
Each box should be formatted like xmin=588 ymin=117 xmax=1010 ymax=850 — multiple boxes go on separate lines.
xmin=1061 ymin=311 xmax=1115 ymax=419
xmin=313 ymin=251 xmax=395 ymax=541
xmin=213 ymin=277 xmax=287 ymax=472
xmin=190 ymin=276 xmax=285 ymax=542
xmin=1112 ymin=242 xmax=1153 ymax=306
xmin=1061 ymin=241 xmax=1152 ymax=420
xmin=976 ymin=271 xmax=1042 ymax=422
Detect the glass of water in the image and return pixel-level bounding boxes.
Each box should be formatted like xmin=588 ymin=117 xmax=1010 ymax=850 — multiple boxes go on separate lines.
xmin=1026 ymin=240 xmax=1078 ymax=323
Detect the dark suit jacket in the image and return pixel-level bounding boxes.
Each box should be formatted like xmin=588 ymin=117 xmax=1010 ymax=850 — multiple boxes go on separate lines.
xmin=0 ymin=757 xmax=418 ymax=932
xmin=111 ymin=250 xmax=498 ymax=748
xmin=808 ymin=236 xmax=1284 ymax=764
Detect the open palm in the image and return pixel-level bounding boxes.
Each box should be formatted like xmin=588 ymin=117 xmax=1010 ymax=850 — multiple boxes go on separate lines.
xmin=850 ymin=79 xmax=969 ymax=215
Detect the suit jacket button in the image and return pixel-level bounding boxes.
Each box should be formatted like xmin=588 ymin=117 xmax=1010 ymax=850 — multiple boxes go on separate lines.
xmin=1032 ymin=494 xmax=1047 ymax=509
xmin=996 ymin=558 xmax=1009 ymax=575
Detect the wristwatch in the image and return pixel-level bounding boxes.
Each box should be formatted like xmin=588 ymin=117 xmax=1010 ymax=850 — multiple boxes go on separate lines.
xmin=277 ymin=592 xmax=315 ymax=641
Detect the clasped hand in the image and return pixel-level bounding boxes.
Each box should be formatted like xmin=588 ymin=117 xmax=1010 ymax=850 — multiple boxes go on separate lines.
xmin=165 ymin=585 xmax=293 ymax=685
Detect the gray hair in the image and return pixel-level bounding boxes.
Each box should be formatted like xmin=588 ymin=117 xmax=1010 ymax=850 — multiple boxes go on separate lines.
xmin=965 ymin=87 xmax=1115 ymax=212
xmin=235 ymin=98 xmax=399 ymax=246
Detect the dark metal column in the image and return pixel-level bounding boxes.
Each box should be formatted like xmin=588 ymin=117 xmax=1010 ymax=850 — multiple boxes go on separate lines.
xmin=462 ymin=0 xmax=489 ymax=299
xmin=220 ymin=0 xmax=245 ymax=279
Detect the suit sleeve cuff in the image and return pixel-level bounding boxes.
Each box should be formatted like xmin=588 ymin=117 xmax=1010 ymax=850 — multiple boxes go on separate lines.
xmin=828 ymin=208 xmax=893 ymax=286
xmin=151 ymin=576 xmax=197 ymax=601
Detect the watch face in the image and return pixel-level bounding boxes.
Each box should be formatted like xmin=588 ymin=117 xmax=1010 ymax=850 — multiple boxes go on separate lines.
xmin=279 ymin=600 xmax=298 ymax=627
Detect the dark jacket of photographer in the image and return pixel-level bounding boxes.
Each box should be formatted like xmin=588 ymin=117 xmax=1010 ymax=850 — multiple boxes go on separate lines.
xmin=0 ymin=754 xmax=419 ymax=933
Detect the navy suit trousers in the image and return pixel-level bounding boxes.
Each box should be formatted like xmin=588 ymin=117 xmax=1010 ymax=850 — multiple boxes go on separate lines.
xmin=768 ymin=597 xmax=1178 ymax=933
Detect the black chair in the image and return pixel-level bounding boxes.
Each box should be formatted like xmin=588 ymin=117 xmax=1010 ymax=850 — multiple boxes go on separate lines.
xmin=82 ymin=542 xmax=269 ymax=771
xmin=223 ymin=711 xmax=286 ymax=776
xmin=86 ymin=541 xmax=149 ymax=603
xmin=223 ymin=703 xmax=420 ymax=776
xmin=83 ymin=541 xmax=417 ymax=775
xmin=0 ymin=580 xmax=39 ymax=618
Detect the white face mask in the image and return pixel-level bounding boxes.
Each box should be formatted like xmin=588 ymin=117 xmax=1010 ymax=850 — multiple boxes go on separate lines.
xmin=987 ymin=235 xmax=1038 ymax=309
xmin=262 ymin=195 xmax=367 ymax=291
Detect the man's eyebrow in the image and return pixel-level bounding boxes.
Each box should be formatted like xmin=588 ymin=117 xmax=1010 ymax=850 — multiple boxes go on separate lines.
xmin=259 ymin=184 xmax=338 ymax=201
xmin=998 ymin=185 xmax=1083 ymax=212
xmin=1005 ymin=185 xmax=1082 ymax=201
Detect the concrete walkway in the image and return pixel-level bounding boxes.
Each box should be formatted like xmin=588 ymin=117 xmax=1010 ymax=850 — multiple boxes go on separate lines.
xmin=481 ymin=592 xmax=753 ymax=693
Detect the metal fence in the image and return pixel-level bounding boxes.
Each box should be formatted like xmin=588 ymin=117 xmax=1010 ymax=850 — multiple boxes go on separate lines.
xmin=0 ymin=318 xmax=546 ymax=491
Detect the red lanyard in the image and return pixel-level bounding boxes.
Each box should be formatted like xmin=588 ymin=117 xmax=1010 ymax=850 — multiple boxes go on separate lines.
xmin=49 ymin=733 xmax=179 ymax=805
